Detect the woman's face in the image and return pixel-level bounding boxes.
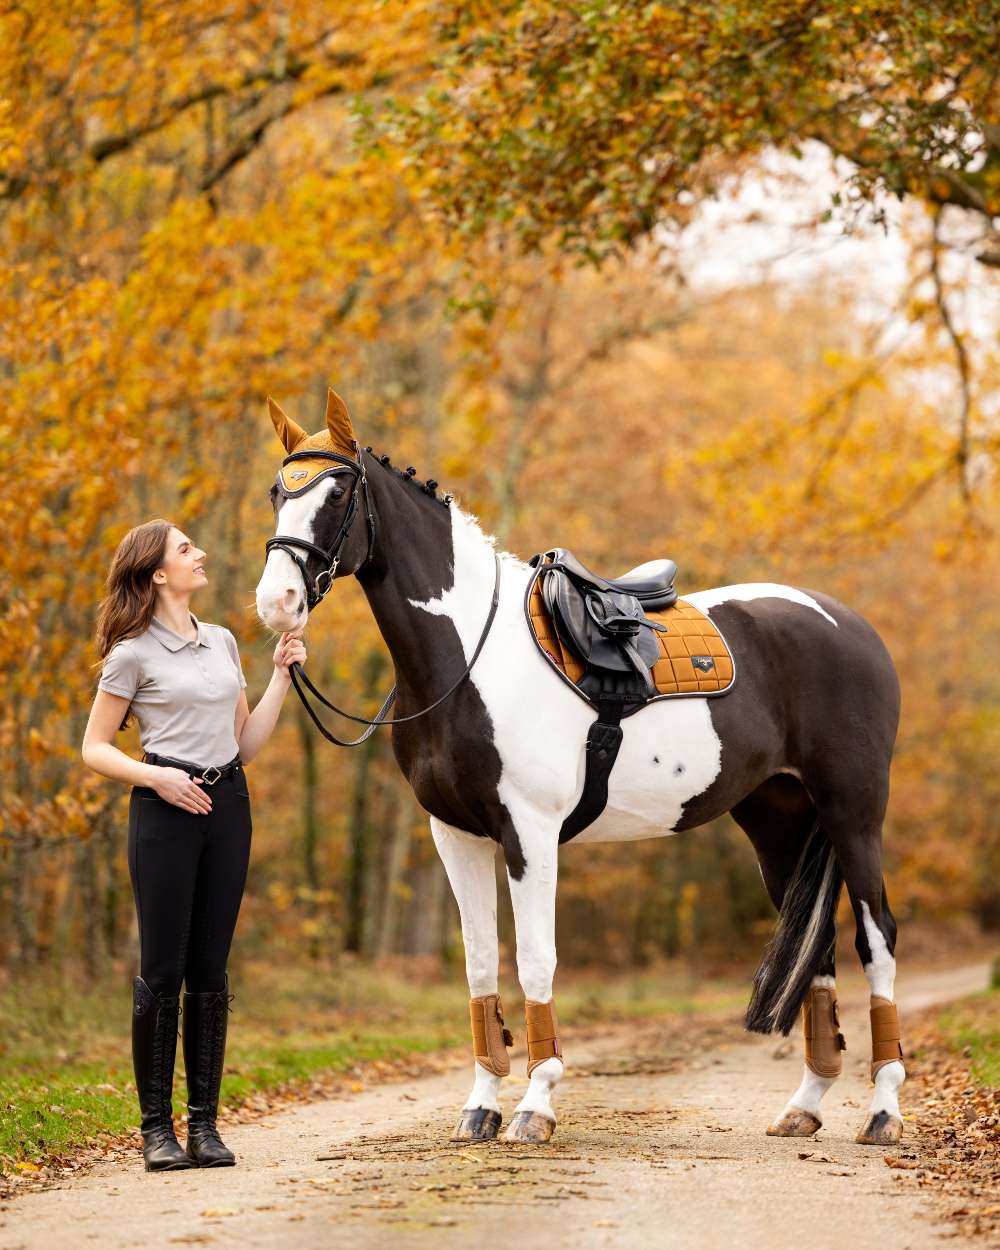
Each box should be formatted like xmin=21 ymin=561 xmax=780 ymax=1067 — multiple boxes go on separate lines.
xmin=153 ymin=528 xmax=208 ymax=596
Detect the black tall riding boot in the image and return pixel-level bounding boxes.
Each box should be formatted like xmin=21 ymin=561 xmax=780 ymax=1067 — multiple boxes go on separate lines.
xmin=183 ymin=981 xmax=236 ymax=1167
xmin=131 ymin=977 xmax=192 ymax=1172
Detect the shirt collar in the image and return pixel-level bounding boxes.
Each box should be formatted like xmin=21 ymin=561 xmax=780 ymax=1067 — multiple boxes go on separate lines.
xmin=149 ymin=614 xmax=212 ymax=652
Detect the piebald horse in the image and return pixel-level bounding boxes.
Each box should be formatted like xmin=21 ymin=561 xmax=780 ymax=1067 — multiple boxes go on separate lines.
xmin=255 ymin=391 xmax=906 ymax=1147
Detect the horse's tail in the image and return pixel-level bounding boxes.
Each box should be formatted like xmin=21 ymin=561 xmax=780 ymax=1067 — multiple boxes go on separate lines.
xmin=745 ymin=819 xmax=843 ymax=1036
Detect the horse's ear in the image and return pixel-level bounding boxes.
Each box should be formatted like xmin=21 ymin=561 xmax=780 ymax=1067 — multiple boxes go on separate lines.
xmin=325 ymin=388 xmax=356 ymax=455
xmin=267 ymin=396 xmax=307 ymax=454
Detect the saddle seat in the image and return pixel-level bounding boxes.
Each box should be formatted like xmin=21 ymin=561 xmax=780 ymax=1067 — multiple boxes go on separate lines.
xmin=539 ymin=548 xmax=677 ymax=612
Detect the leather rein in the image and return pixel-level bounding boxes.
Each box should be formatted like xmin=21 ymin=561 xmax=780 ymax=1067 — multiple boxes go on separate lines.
xmin=265 ymin=443 xmax=501 ymax=747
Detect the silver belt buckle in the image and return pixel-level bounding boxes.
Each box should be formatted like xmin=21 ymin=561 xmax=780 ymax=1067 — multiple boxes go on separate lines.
xmin=201 ymin=765 xmax=222 ymax=786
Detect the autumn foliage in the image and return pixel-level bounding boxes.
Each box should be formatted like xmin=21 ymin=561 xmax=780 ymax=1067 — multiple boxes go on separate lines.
xmin=0 ymin=2 xmax=997 ymax=977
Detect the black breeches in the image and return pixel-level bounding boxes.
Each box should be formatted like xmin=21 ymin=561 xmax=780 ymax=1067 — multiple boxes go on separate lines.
xmin=127 ymin=774 xmax=252 ymax=997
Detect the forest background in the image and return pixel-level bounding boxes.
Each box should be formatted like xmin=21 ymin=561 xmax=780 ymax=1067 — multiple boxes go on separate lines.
xmin=1 ymin=1 xmax=998 ymax=1007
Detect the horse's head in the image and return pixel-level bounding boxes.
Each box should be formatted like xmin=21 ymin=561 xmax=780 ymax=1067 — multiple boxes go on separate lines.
xmin=255 ymin=388 xmax=373 ymax=633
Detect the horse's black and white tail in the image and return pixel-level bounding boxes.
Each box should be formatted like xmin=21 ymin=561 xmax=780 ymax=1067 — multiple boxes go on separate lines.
xmin=745 ymin=819 xmax=843 ymax=1036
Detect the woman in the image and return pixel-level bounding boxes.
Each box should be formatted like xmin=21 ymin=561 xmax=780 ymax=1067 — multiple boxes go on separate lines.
xmin=82 ymin=518 xmax=306 ymax=1172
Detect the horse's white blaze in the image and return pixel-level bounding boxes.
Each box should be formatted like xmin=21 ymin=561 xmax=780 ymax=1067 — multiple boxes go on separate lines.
xmin=686 ymin=583 xmax=839 ymax=627
xmin=255 ymin=479 xmax=340 ymax=631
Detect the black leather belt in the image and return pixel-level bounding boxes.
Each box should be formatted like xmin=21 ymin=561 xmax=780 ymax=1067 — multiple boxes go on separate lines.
xmin=143 ymin=752 xmax=242 ymax=786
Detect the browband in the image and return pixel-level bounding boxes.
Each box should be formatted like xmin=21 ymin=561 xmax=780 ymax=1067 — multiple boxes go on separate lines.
xmin=275 ymin=448 xmax=362 ymax=499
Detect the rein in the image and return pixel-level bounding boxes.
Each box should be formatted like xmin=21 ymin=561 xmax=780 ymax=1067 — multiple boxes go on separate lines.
xmin=266 ymin=444 xmax=501 ymax=747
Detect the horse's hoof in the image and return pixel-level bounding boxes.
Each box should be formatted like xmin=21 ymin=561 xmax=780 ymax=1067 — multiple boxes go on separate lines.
xmin=766 ymin=1107 xmax=822 ymax=1137
xmin=856 ymin=1111 xmax=902 ymax=1146
xmin=451 ymin=1107 xmax=502 ymax=1142
xmin=503 ymin=1110 xmax=555 ymax=1144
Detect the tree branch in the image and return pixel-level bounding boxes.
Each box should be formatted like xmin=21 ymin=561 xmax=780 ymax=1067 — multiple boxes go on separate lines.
xmin=930 ymin=207 xmax=973 ymax=504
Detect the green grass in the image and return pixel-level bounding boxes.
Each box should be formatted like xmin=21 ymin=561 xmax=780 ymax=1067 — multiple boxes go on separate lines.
xmin=0 ymin=959 xmax=745 ymax=1167
xmin=936 ymin=988 xmax=1000 ymax=1088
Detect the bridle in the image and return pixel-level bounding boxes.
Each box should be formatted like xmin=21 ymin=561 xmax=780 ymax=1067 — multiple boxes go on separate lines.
xmin=264 ymin=444 xmax=375 ymax=611
xmin=264 ymin=442 xmax=501 ymax=747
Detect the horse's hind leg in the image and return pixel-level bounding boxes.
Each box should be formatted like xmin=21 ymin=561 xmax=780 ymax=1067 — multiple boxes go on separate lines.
xmin=808 ymin=777 xmax=905 ymax=1145
xmin=732 ymin=775 xmax=844 ymax=1137
xmin=430 ymin=817 xmax=510 ymax=1141
xmin=839 ymin=838 xmax=905 ymax=1144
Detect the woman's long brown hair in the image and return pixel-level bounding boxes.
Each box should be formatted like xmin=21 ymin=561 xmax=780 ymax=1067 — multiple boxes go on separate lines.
xmin=95 ymin=519 xmax=175 ymax=660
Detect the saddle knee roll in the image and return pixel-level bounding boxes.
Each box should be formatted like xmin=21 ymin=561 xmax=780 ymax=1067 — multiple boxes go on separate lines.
xmin=525 ymin=998 xmax=562 ymax=1075
xmin=802 ymin=986 xmax=846 ymax=1078
xmin=469 ymin=994 xmax=514 ymax=1077
xmin=869 ymin=995 xmax=903 ymax=1080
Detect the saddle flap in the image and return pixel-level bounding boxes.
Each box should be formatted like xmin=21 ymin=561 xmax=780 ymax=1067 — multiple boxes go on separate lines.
xmin=542 ymin=568 xmax=658 ymax=676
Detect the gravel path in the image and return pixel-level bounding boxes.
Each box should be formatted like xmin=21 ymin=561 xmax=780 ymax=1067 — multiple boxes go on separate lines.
xmin=2 ymin=963 xmax=988 ymax=1250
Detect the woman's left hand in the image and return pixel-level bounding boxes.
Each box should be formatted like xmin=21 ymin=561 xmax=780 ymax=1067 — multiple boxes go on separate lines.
xmin=273 ymin=631 xmax=307 ymax=676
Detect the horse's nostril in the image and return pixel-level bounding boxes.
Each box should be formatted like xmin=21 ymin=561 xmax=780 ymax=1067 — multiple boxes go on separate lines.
xmin=298 ymin=597 xmax=305 ymax=614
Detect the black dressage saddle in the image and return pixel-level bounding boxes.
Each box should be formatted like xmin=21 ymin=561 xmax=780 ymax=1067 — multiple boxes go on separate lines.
xmin=530 ymin=548 xmax=677 ymax=699
xmin=528 ymin=548 xmax=682 ymax=843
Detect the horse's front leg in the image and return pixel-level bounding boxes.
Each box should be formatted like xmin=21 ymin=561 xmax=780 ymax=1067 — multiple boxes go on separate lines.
xmin=504 ymin=823 xmax=563 ymax=1144
xmin=429 ymin=816 xmax=510 ymax=1141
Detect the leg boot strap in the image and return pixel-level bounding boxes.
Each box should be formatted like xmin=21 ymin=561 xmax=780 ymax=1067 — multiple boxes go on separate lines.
xmin=870 ymin=995 xmax=903 ymax=1080
xmin=469 ymin=994 xmax=513 ymax=1077
xmin=802 ymin=986 xmax=846 ymax=1078
xmin=525 ymin=998 xmax=561 ymax=1075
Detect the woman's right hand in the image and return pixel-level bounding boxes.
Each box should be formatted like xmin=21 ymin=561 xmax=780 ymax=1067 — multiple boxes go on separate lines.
xmin=150 ymin=767 xmax=213 ymax=814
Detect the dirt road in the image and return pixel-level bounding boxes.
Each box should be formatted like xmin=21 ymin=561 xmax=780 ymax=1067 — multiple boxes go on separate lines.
xmin=3 ymin=964 xmax=989 ymax=1250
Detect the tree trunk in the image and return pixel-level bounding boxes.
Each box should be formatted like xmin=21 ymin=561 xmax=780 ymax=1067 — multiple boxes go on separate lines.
xmin=375 ymin=793 xmax=415 ymax=958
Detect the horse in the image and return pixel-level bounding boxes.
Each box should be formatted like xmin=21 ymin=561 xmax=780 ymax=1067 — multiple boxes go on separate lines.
xmin=255 ymin=389 xmax=906 ymax=1148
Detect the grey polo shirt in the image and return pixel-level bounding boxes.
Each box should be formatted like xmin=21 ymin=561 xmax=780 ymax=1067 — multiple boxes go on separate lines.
xmin=99 ymin=615 xmax=247 ymax=767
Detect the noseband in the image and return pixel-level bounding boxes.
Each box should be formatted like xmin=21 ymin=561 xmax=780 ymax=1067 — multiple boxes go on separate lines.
xmin=264 ymin=443 xmax=375 ymax=610
xmin=263 ymin=443 xmax=500 ymax=747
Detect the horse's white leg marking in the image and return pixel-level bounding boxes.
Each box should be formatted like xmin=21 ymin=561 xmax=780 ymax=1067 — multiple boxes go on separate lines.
xmin=429 ymin=817 xmax=503 ymax=1117
xmin=784 ymin=1066 xmax=838 ymax=1118
xmin=505 ymin=818 xmax=563 ymax=1129
xmin=767 ymin=973 xmax=846 ymax=1137
xmin=777 ymin=975 xmax=838 ymax=1120
xmin=860 ymin=899 xmax=896 ymax=999
xmin=860 ymin=899 xmax=905 ymax=1121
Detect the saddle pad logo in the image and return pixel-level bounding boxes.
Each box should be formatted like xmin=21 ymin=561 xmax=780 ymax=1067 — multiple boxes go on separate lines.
xmin=691 ymin=655 xmax=716 ymax=673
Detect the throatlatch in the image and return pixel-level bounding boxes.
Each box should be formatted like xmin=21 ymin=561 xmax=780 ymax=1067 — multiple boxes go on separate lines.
xmin=869 ymin=996 xmax=903 ymax=1080
xmin=469 ymin=994 xmax=514 ymax=1076
xmin=802 ymin=986 xmax=846 ymax=1078
xmin=525 ymin=999 xmax=561 ymax=1074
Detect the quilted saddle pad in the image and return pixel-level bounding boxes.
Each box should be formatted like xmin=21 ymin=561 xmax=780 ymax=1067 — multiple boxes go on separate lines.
xmin=527 ymin=575 xmax=735 ymax=702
